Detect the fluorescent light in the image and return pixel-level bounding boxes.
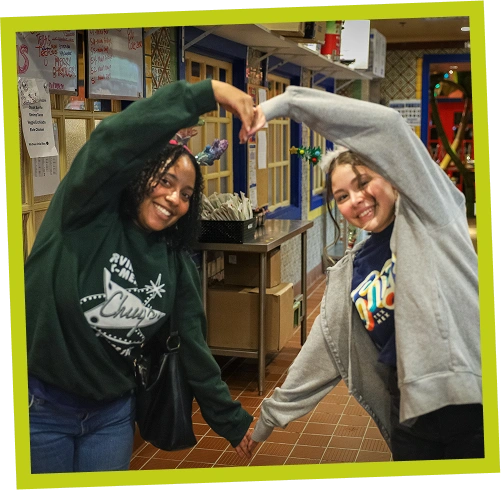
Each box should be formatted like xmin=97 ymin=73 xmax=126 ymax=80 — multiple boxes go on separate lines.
xmin=461 ymin=27 xmax=470 ymax=32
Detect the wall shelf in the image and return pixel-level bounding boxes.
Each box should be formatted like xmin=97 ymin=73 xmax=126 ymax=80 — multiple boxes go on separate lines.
xmin=191 ymin=24 xmax=373 ymax=81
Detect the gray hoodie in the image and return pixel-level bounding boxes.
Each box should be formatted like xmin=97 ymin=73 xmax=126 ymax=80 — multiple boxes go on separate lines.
xmin=251 ymin=86 xmax=481 ymax=446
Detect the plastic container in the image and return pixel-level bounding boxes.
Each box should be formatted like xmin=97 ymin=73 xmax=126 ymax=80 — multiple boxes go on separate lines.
xmin=198 ymin=218 xmax=257 ymax=244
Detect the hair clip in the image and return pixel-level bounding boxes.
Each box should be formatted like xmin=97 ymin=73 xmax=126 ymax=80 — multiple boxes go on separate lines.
xmin=169 ymin=139 xmax=191 ymax=153
xmin=290 ymin=146 xmax=322 ymax=166
xmin=195 ymin=139 xmax=228 ymax=166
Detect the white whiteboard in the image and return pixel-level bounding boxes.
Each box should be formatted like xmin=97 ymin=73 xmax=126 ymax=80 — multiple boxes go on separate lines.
xmin=16 ymin=31 xmax=78 ymax=94
xmin=86 ymin=28 xmax=144 ymax=100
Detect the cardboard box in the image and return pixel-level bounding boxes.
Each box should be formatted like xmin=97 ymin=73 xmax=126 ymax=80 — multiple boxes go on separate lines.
xmin=282 ymin=22 xmax=327 ymax=44
xmin=224 ymin=248 xmax=281 ymax=288
xmin=262 ymin=22 xmax=306 ymax=37
xmin=207 ymin=282 xmax=295 ymax=352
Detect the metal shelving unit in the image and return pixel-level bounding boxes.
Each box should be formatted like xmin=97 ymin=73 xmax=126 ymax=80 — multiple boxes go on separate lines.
xmin=183 ymin=24 xmax=374 ymax=82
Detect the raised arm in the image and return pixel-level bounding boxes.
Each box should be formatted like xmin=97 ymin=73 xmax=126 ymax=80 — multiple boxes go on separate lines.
xmin=250 ymin=86 xmax=465 ymax=228
xmin=211 ymin=80 xmax=254 ymax=143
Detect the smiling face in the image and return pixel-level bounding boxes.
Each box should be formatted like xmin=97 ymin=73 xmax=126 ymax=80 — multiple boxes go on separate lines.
xmin=331 ymin=164 xmax=396 ymax=233
xmin=136 ymin=155 xmax=196 ymax=233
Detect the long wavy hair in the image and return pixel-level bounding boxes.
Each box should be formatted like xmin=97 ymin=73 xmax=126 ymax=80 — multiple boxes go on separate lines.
xmin=325 ymin=150 xmax=368 ymax=244
xmin=121 ymin=143 xmax=204 ymax=250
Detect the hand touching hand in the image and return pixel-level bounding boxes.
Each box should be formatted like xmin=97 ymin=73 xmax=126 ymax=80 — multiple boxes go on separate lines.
xmin=211 ymin=80 xmax=254 ymax=144
xmin=247 ymin=438 xmax=259 ymax=453
xmin=248 ymin=105 xmax=267 ymax=138
xmin=234 ymin=429 xmax=254 ymax=459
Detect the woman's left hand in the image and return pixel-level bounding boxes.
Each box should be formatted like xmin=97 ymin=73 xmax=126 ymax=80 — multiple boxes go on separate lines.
xmin=248 ymin=106 xmax=267 ymax=137
xmin=233 ymin=429 xmax=254 ymax=459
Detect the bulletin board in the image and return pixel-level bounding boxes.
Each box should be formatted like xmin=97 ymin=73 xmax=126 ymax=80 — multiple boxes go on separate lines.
xmin=86 ymin=28 xmax=144 ymax=100
xmin=247 ymin=84 xmax=269 ymax=209
xmin=16 ymin=31 xmax=78 ymax=94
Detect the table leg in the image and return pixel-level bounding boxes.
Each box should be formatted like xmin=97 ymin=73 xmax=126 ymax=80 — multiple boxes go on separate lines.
xmin=301 ymin=231 xmax=308 ymax=345
xmin=258 ymin=252 xmax=267 ymax=395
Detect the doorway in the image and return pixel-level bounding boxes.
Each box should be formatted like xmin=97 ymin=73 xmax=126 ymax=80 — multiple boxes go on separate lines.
xmin=420 ymin=53 xmax=475 ymax=217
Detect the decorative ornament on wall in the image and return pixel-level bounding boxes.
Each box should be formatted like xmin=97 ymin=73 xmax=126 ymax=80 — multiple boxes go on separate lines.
xmin=290 ymin=146 xmax=322 ymax=166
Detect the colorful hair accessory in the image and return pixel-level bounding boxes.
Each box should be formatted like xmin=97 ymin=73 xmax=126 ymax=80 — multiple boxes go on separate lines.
xmin=290 ymin=145 xmax=323 ymax=166
xmin=195 ymin=139 xmax=229 ymax=166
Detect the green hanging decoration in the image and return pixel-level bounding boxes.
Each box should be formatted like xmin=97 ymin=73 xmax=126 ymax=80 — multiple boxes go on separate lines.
xmin=290 ymin=146 xmax=322 ymax=166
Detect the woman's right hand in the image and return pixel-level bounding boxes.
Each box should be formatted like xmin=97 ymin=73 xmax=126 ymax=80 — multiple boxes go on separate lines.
xmin=211 ymin=80 xmax=254 ymax=143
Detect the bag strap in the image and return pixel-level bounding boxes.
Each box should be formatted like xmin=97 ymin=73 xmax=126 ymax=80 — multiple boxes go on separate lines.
xmin=165 ymin=317 xmax=181 ymax=353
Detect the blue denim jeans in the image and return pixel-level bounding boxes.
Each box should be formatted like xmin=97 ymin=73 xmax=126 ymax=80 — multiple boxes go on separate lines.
xmin=29 ymin=391 xmax=136 ymax=473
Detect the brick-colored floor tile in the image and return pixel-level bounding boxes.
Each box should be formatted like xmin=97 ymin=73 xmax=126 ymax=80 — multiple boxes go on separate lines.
xmin=339 ymin=414 xmax=370 ymax=427
xmin=236 ymin=396 xmax=263 ymax=408
xmin=250 ymin=454 xmax=288 ymax=466
xmin=177 ymin=461 xmax=213 ymax=468
xmin=290 ymin=445 xmax=325 ymax=460
xmin=361 ymin=438 xmax=390 ymax=453
xmin=284 ymin=457 xmax=321 ymax=465
xmin=297 ymin=433 xmax=331 ymax=447
xmin=322 ymin=447 xmax=357 ymax=463
xmin=141 ymin=458 xmax=181 ymax=470
xmin=184 ymin=448 xmax=224 ymax=464
xmin=196 ymin=436 xmax=231 ymax=451
xmin=217 ymin=451 xmax=250 ymax=466
xmin=365 ymin=427 xmax=385 ymax=440
xmin=135 ymin=443 xmax=158 ymax=458
xmin=192 ymin=423 xmax=210 ymax=437
xmin=154 ymin=447 xmax=194 ymax=460
xmin=335 ymin=425 xmax=367 ymax=438
xmin=258 ymin=442 xmax=295 ymax=457
xmin=129 ymin=456 xmax=149 ymax=470
xmin=344 ymin=404 xmax=369 ymax=417
xmin=328 ymin=436 xmax=363 ymax=450
xmin=286 ymin=421 xmax=307 ymax=433
xmin=303 ymin=422 xmax=336 ymax=436
xmin=267 ymin=430 xmax=301 ymax=445
xmin=191 ymin=412 xmax=206 ymax=424
xmin=315 ymin=403 xmax=345 ymax=415
xmin=356 ymin=451 xmax=392 ymax=462
xmin=310 ymin=412 xmax=341 ymax=424
xmin=332 ymin=382 xmax=349 ymax=394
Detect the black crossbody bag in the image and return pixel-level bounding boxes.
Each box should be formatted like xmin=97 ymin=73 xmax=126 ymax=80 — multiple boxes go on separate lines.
xmin=134 ymin=320 xmax=197 ymax=451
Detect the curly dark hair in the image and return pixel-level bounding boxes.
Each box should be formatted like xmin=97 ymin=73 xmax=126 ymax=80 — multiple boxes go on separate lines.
xmin=121 ymin=143 xmax=204 ymax=250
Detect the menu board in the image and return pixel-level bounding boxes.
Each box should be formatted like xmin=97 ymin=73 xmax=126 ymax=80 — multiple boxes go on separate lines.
xmin=86 ymin=28 xmax=144 ymax=100
xmin=16 ymin=31 xmax=78 ymax=94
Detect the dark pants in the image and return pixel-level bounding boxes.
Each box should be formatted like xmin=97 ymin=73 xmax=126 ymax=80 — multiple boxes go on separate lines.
xmin=388 ymin=367 xmax=485 ymax=461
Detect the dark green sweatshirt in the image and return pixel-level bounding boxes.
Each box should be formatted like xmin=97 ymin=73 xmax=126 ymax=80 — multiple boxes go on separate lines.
xmin=25 ymin=79 xmax=252 ymax=446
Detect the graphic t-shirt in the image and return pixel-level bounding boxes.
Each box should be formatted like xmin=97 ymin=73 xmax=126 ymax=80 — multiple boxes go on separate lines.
xmin=351 ymin=222 xmax=396 ymax=366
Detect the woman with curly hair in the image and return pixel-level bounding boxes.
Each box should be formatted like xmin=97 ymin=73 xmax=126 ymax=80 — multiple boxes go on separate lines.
xmin=25 ymin=79 xmax=255 ymax=473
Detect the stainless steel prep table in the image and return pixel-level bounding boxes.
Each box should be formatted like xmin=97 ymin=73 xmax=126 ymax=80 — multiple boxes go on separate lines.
xmin=195 ymin=219 xmax=313 ymax=395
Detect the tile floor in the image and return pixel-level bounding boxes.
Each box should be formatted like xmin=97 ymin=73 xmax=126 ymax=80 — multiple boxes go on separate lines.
xmin=130 ymin=218 xmax=478 ymax=469
xmin=130 ymin=274 xmax=392 ymax=470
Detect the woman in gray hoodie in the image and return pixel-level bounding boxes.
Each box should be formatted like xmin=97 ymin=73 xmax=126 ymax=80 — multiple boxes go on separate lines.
xmin=245 ymin=86 xmax=483 ymax=461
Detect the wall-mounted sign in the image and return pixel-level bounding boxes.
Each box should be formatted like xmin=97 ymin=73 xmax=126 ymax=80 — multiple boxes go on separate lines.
xmin=16 ymin=31 xmax=78 ymax=94
xmin=18 ymin=77 xmax=58 ymax=159
xmin=86 ymin=28 xmax=144 ymax=100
